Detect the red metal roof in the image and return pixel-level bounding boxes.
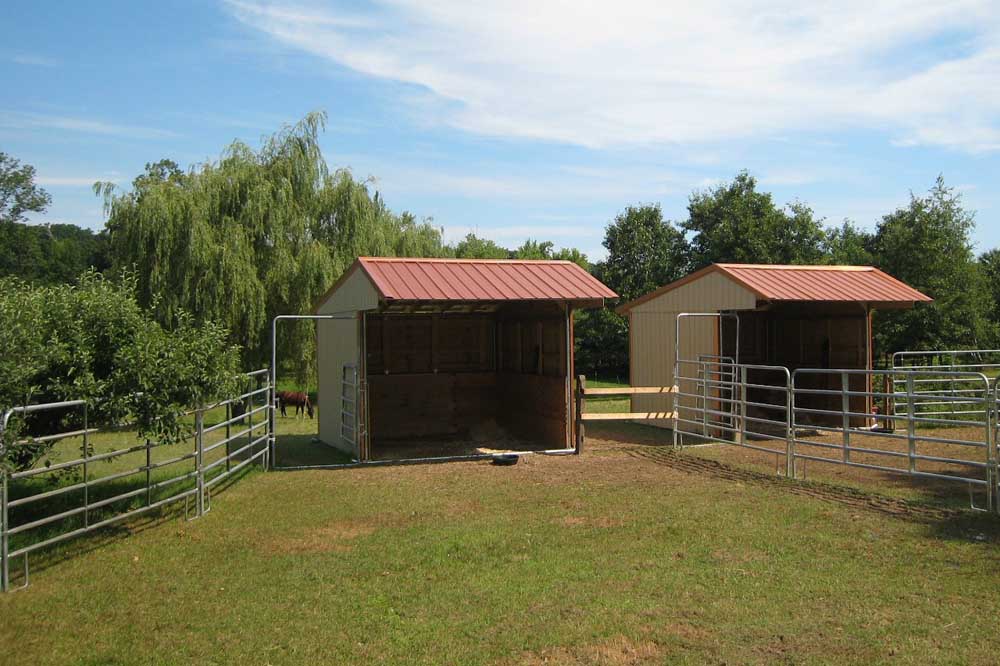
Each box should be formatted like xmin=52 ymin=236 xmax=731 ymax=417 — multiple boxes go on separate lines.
xmin=356 ymin=257 xmax=617 ymax=302
xmin=618 ymin=263 xmax=931 ymax=312
xmin=716 ymin=264 xmax=932 ymax=303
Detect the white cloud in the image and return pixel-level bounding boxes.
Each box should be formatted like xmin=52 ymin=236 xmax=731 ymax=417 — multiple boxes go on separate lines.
xmin=11 ymin=54 xmax=58 ymax=67
xmin=35 ymin=175 xmax=121 ymax=187
xmin=225 ymin=0 xmax=1000 ymax=153
xmin=0 ymin=111 xmax=178 ymax=139
xmin=365 ymin=162 xmax=693 ymax=202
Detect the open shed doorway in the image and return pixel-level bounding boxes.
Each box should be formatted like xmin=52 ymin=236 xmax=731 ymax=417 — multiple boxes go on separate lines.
xmin=363 ymin=301 xmax=572 ymax=460
xmin=721 ymin=303 xmax=873 ymax=429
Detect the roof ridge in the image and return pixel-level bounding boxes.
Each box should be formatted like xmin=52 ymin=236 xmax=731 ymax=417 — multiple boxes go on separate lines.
xmin=717 ymin=263 xmax=874 ymax=271
xmin=359 ymin=256 xmax=575 ymax=265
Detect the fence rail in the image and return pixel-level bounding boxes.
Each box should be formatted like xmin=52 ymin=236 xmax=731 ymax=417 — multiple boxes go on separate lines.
xmin=668 ymin=356 xmax=1000 ymax=512
xmin=891 ymin=349 xmax=1000 ymax=419
xmin=0 ymin=369 xmax=271 ymax=592
xmin=573 ymin=377 xmax=676 ymax=452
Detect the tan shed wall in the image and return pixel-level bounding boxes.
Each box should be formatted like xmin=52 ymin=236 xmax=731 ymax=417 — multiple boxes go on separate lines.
xmin=315 ymin=267 xmax=379 ymax=456
xmin=628 ymin=272 xmax=756 ymax=430
xmin=316 ymin=268 xmax=379 ymax=315
xmin=317 ymin=315 xmax=361 ymax=456
xmin=629 ymin=270 xmax=756 ymax=314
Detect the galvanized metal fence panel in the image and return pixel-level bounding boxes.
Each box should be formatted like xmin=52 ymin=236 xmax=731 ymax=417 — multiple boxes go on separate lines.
xmin=672 ymin=355 xmax=999 ymax=512
xmin=892 ymin=349 xmax=1000 ymax=419
xmin=0 ymin=369 xmax=271 ymax=592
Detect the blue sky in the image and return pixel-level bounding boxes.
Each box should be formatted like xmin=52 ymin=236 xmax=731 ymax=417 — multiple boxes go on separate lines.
xmin=3 ymin=0 xmax=1000 ymax=261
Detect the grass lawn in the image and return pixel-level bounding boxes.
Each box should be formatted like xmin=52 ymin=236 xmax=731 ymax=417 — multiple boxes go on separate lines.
xmin=3 ymin=422 xmax=1000 ymax=665
xmin=583 ymin=376 xmax=631 ymax=415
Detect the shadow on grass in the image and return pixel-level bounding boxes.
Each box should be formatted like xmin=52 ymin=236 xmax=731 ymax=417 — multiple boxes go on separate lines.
xmin=586 ymin=420 xmax=675 ymax=447
xmin=272 ymin=434 xmax=354 ymax=468
xmin=5 ymin=461 xmax=260 ymax=586
xmin=629 ymin=446 xmax=1000 ymax=543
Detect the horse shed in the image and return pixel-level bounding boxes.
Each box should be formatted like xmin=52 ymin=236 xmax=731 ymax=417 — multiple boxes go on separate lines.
xmin=314 ymin=257 xmax=617 ymax=461
xmin=616 ymin=264 xmax=932 ymax=432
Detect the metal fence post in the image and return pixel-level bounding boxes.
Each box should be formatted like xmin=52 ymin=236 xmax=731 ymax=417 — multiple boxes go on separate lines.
xmin=841 ymin=372 xmax=851 ymax=464
xmin=270 ymin=383 xmax=277 ymax=469
xmin=739 ymin=365 xmax=747 ymax=446
xmin=986 ymin=383 xmax=996 ymax=513
xmin=949 ymin=352 xmax=957 ymax=420
xmin=225 ymin=402 xmax=231 ymax=473
xmin=1 ymin=467 xmax=8 ymax=593
xmin=701 ymin=362 xmax=708 ymax=437
xmin=145 ymin=437 xmax=152 ymax=507
xmin=786 ymin=373 xmax=795 ymax=478
xmin=82 ymin=404 xmax=89 ymax=528
xmin=248 ymin=382 xmax=256 ymax=468
xmin=195 ymin=410 xmax=205 ymax=518
xmin=906 ymin=374 xmax=916 ymax=474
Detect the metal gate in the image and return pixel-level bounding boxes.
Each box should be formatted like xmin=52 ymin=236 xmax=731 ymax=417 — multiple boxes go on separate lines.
xmin=340 ymin=363 xmax=370 ymax=460
xmin=673 ymin=314 xmax=1000 ymax=513
xmin=0 ymin=369 xmax=272 ymax=592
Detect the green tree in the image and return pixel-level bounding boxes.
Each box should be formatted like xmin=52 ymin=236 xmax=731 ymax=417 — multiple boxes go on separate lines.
xmin=0 ymin=152 xmax=51 ymax=224
xmin=99 ymin=113 xmax=445 ymax=380
xmin=683 ymin=172 xmax=826 ymax=268
xmin=601 ymin=204 xmax=688 ymax=302
xmin=511 ymin=239 xmax=588 ymax=268
xmin=0 ymin=222 xmax=110 ymax=284
xmin=450 ymin=233 xmax=510 ymax=259
xmin=551 ymin=246 xmax=589 ymax=270
xmin=574 ymin=204 xmax=688 ymax=378
xmin=824 ymin=220 xmax=874 ymax=265
xmin=0 ymin=271 xmax=240 ymax=471
xmin=513 ymin=239 xmax=555 ymax=260
xmin=979 ymin=248 xmax=1000 ymax=330
xmin=870 ymin=176 xmax=995 ymax=356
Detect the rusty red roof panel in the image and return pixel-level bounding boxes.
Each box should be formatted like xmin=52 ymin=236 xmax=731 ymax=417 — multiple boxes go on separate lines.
xmin=715 ymin=264 xmax=932 ymax=303
xmin=357 ymin=257 xmax=618 ymax=302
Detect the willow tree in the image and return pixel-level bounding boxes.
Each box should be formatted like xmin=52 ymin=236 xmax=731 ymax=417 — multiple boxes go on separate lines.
xmin=98 ymin=112 xmax=446 ymax=381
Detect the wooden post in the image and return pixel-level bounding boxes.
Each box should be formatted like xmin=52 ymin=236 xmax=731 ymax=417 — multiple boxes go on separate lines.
xmin=575 ymin=375 xmax=586 ymax=454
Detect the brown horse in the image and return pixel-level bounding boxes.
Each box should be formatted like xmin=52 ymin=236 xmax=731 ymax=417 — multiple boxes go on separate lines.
xmin=276 ymin=391 xmax=314 ymax=418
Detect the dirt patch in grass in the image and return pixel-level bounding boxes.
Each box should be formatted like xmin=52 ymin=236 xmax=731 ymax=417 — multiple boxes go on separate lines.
xmin=506 ymin=636 xmax=662 ymax=666
xmin=556 ymin=515 xmax=624 ymax=529
xmin=261 ymin=519 xmax=379 ymax=554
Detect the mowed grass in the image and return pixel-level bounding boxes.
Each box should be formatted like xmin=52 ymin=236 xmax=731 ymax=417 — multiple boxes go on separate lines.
xmin=583 ymin=376 xmax=631 ymax=414
xmin=3 ymin=424 xmax=1000 ymax=665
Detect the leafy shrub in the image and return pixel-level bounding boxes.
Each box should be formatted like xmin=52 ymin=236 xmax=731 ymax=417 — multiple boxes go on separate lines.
xmin=0 ymin=271 xmax=240 ymax=471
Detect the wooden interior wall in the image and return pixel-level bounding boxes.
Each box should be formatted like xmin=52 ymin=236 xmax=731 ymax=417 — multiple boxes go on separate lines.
xmin=497 ymin=303 xmax=569 ymax=448
xmin=498 ymin=374 xmax=567 ymax=446
xmin=364 ymin=305 xmax=570 ymax=449
xmin=366 ymin=315 xmax=495 ymax=375
xmin=724 ymin=306 xmax=871 ymax=427
xmin=367 ymin=373 xmax=498 ymax=440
